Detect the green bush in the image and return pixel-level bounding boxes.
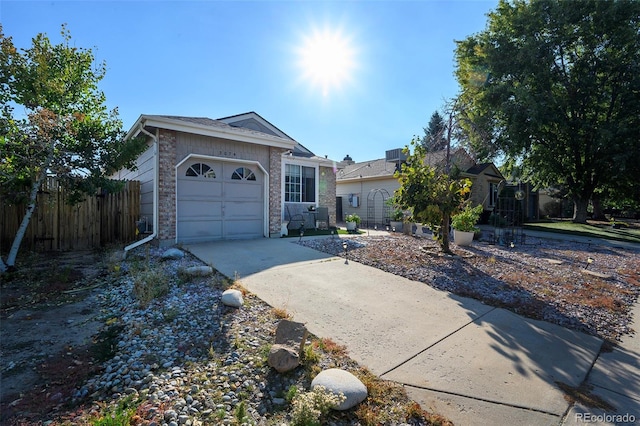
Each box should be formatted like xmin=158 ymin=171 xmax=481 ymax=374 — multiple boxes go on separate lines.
xmin=451 ymin=204 xmax=483 ymax=232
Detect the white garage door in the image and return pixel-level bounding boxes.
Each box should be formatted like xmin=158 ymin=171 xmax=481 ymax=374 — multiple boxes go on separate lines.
xmin=177 ymin=160 xmax=264 ymax=243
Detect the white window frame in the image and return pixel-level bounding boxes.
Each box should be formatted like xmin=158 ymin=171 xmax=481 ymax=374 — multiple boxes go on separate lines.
xmin=284 ymin=162 xmax=317 ymax=203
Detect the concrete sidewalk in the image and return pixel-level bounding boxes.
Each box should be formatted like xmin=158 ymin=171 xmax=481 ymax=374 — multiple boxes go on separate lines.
xmin=187 ymin=237 xmax=637 ymax=425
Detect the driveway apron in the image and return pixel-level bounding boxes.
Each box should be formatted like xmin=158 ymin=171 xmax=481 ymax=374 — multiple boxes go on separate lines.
xmin=187 ymin=237 xmax=604 ymax=426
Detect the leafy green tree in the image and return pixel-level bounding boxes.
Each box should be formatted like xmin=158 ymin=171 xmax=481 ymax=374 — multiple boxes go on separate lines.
xmin=455 ymin=0 xmax=640 ymax=223
xmin=0 ymin=25 xmax=146 ymax=272
xmin=421 ymin=111 xmax=448 ymax=152
xmin=395 ymin=138 xmax=472 ymax=254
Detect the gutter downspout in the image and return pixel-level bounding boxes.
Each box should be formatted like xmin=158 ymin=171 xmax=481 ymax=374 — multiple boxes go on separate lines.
xmin=124 ymin=124 xmax=159 ymax=258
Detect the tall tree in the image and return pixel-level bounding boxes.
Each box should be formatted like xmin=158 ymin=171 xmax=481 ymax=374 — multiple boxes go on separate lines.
xmin=455 ymin=0 xmax=640 ymax=223
xmin=422 ymin=111 xmax=448 ymax=152
xmin=0 ymin=25 xmax=146 ymax=272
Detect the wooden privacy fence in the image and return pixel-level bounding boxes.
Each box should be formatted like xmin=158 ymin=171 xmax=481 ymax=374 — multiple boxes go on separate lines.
xmin=0 ymin=179 xmax=140 ymax=252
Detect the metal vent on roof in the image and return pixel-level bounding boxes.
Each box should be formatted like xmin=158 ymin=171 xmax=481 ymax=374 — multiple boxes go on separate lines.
xmin=385 ymin=148 xmax=407 ymax=162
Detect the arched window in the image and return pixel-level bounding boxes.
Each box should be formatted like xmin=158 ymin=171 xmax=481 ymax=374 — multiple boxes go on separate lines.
xmin=231 ymin=167 xmax=256 ymax=181
xmin=186 ymin=163 xmax=216 ymax=178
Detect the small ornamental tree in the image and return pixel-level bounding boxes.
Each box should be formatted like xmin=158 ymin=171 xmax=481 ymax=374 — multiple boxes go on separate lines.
xmin=394 ymin=138 xmax=472 ymax=254
xmin=0 ymin=25 xmax=146 ymax=272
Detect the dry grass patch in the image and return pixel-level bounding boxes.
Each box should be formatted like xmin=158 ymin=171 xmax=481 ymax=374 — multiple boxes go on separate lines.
xmin=556 ymin=381 xmax=615 ymax=411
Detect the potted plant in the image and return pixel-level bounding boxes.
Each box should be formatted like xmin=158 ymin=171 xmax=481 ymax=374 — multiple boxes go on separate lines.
xmin=345 ymin=213 xmax=361 ymax=231
xmin=451 ymin=204 xmax=483 ymax=246
xmin=389 ymin=209 xmax=404 ymax=232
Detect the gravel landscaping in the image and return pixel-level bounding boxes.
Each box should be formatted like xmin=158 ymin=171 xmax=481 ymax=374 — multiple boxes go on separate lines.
xmin=2 ymin=230 xmax=638 ymax=425
xmin=0 ymin=246 xmax=449 ymax=426
xmin=299 ymin=232 xmax=640 ymax=342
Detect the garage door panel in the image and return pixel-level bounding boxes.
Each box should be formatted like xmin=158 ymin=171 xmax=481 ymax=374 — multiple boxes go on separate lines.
xmin=178 ymin=200 xmax=222 ymax=219
xmin=177 ymin=160 xmax=265 ymax=242
xmin=225 ymin=219 xmax=263 ymax=238
xmin=226 ymin=182 xmax=262 ymax=199
xmin=224 ymin=201 xmax=263 ymax=218
xmin=180 ymin=180 xmax=223 ymax=198
xmin=178 ymin=219 xmax=223 ymax=243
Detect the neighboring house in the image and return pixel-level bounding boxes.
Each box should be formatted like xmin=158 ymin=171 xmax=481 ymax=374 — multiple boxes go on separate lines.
xmin=113 ymin=112 xmax=336 ymax=247
xmin=335 ymin=147 xmax=505 ymax=227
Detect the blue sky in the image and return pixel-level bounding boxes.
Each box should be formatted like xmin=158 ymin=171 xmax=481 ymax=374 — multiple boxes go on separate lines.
xmin=1 ymin=0 xmax=497 ymax=163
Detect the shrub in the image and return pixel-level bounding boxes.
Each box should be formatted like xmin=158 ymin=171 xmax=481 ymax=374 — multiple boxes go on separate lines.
xmin=290 ymin=386 xmax=346 ymax=426
xmin=345 ymin=213 xmax=361 ymax=224
xmin=451 ymin=204 xmax=483 ymax=232
xmin=131 ymin=266 xmax=170 ymax=307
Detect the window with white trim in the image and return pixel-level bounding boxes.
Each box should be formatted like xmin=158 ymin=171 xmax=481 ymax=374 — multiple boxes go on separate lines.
xmin=186 ymin=163 xmax=216 ymax=178
xmin=231 ymin=167 xmax=256 ymax=181
xmin=285 ymin=164 xmax=315 ymax=202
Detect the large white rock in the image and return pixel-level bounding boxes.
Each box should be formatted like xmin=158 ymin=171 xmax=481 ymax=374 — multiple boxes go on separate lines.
xmin=311 ymin=368 xmax=368 ymax=410
xmin=162 ymin=248 xmax=185 ymax=260
xmin=221 ymin=289 xmax=244 ymax=308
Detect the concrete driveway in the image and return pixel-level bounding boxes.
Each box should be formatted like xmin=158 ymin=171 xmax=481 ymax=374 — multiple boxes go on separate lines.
xmin=186 ymin=236 xmax=634 ymax=426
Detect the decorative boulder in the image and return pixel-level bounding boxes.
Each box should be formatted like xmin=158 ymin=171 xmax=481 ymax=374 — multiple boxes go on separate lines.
xmin=275 ymin=320 xmax=308 ymax=354
xmin=267 ymin=344 xmax=300 ymax=373
xmin=183 ymin=265 xmax=213 ymax=277
xmin=162 ymin=248 xmax=185 ymax=260
xmin=221 ymin=289 xmax=243 ymax=308
xmin=311 ymin=368 xmax=368 ymax=410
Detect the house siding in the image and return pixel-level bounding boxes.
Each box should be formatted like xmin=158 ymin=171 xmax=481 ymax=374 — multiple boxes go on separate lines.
xmin=112 ymin=138 xmax=156 ymax=232
xmin=336 ymin=178 xmax=399 ymax=225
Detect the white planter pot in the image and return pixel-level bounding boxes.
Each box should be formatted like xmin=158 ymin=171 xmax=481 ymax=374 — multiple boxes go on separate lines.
xmin=346 ymin=221 xmax=357 ymax=231
xmin=453 ymin=229 xmax=475 ymax=246
xmin=390 ymin=221 xmax=403 ymax=232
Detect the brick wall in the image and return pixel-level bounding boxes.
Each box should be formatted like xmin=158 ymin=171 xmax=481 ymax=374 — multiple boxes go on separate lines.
xmin=157 ymin=129 xmax=177 ymax=245
xmin=269 ymin=147 xmax=286 ymax=236
xmin=319 ymin=166 xmax=337 ymax=226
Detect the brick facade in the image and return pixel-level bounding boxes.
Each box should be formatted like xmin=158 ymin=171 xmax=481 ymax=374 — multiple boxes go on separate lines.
xmin=319 ymin=166 xmax=337 ymax=226
xmin=147 ymin=122 xmax=334 ymax=244
xmin=269 ymin=147 xmax=286 ymax=237
xmin=157 ymin=129 xmax=177 ymax=245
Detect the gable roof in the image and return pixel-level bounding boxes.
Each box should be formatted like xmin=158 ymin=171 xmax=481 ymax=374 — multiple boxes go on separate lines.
xmin=127 ymin=114 xmax=297 ymax=150
xmin=337 ymin=158 xmax=400 ymax=181
xmin=465 ymin=162 xmax=504 ymax=179
xmin=337 ymin=147 xmax=478 ymax=182
xmin=217 ymin=111 xmax=294 ymax=140
xmin=217 ymin=111 xmax=318 ymax=158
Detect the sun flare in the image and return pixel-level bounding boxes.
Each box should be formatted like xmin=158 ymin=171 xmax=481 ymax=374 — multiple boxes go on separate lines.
xmin=298 ymin=28 xmax=356 ymax=96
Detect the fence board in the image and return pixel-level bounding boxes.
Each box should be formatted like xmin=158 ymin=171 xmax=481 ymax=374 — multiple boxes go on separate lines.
xmin=0 ymin=179 xmax=140 ymax=253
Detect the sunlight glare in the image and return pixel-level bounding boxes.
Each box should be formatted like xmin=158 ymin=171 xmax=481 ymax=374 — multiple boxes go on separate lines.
xmin=298 ymin=28 xmax=356 ymax=96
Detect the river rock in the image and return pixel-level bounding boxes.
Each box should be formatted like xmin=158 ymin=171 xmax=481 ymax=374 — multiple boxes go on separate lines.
xmin=267 ymin=344 xmax=299 ymax=373
xmin=183 ymin=265 xmax=213 ymax=276
xmin=311 ymin=368 xmax=367 ymax=410
xmin=162 ymin=248 xmax=185 ymax=260
xmin=221 ymin=289 xmax=244 ymax=308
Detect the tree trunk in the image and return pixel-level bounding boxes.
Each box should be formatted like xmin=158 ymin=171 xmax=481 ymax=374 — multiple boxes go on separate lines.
xmin=591 ymin=194 xmax=606 ymax=220
xmin=572 ymin=197 xmax=590 ymax=224
xmin=4 ymin=177 xmax=43 ymax=270
xmin=441 ymin=212 xmax=452 ymax=254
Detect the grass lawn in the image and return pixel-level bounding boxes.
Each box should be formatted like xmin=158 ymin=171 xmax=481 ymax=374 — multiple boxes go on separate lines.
xmin=523 ymin=219 xmax=640 ymax=244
